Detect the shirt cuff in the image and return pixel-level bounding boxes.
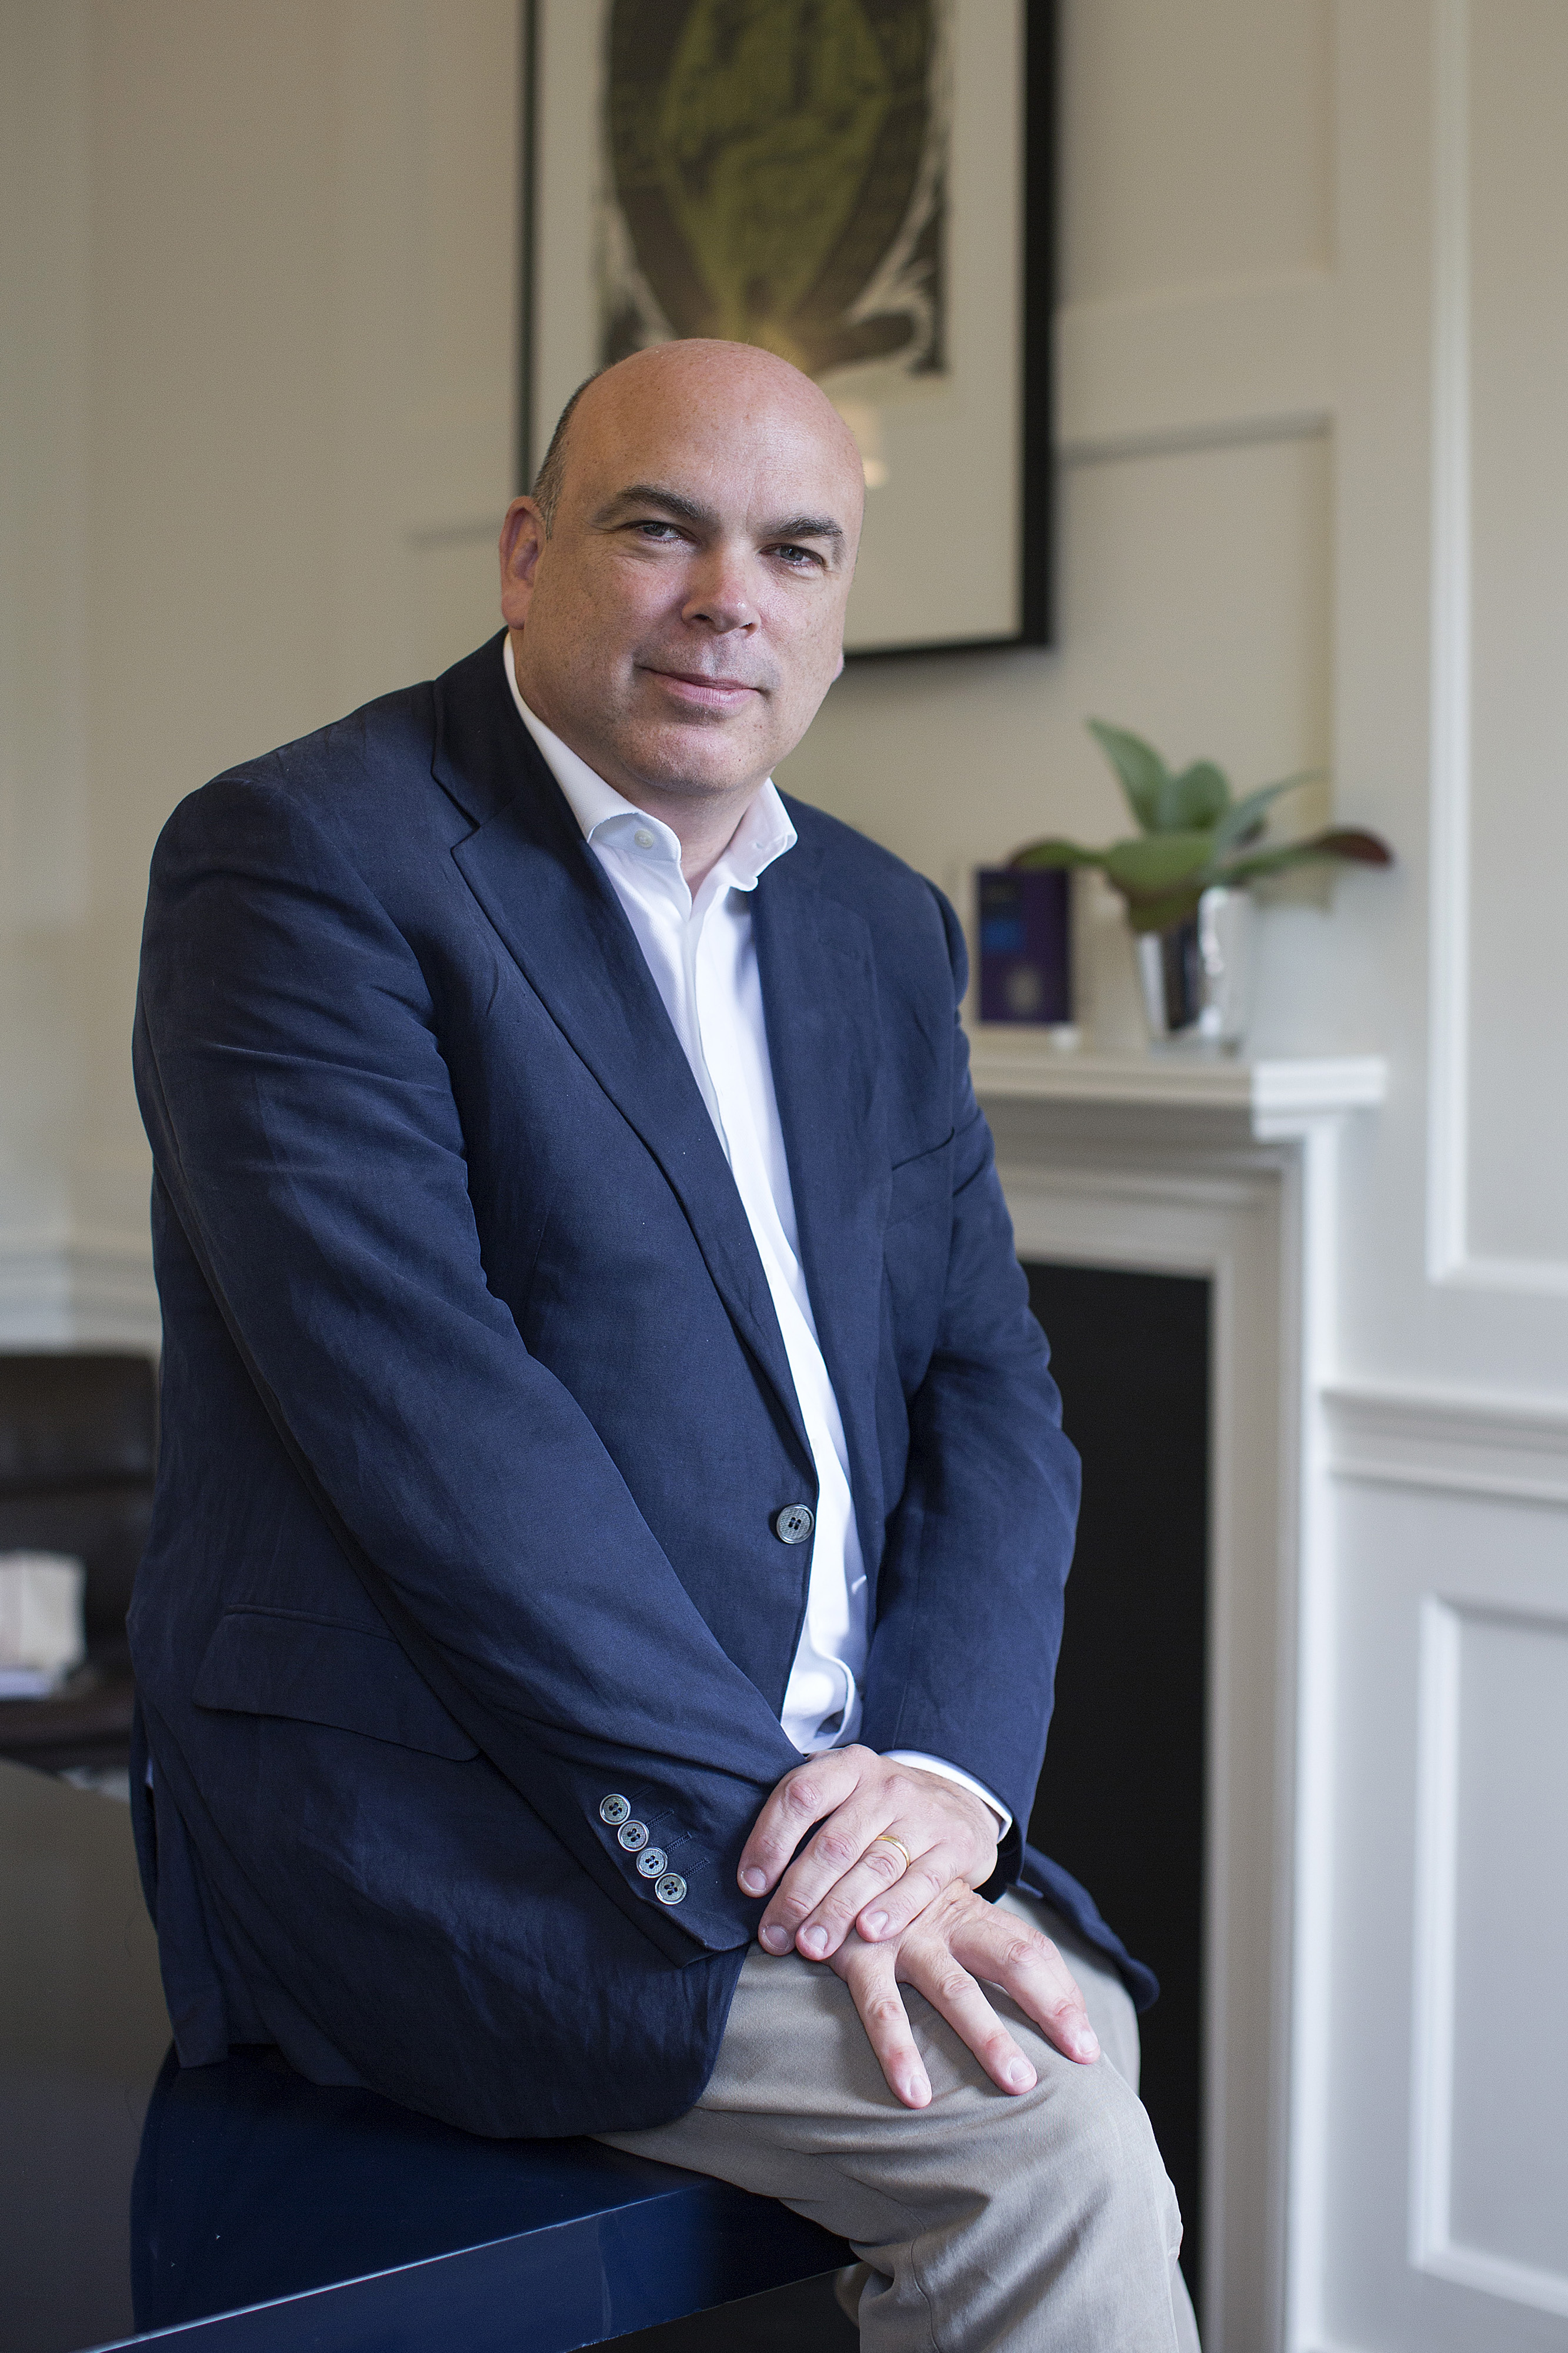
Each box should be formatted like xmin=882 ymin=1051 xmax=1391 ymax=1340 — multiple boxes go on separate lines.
xmin=882 ymin=1751 xmax=1013 ymax=1838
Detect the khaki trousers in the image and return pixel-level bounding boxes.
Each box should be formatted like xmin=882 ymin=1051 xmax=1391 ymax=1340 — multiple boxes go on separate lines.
xmin=599 ymin=1894 xmax=1201 ymax=2351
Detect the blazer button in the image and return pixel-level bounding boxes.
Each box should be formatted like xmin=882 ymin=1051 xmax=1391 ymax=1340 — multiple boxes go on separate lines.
xmin=773 ymin=1504 xmax=814 ymax=1545
xmin=599 ymin=1794 xmax=631 ymax=1825
xmin=655 ymin=1872 xmax=688 ymax=1905
xmin=636 ymin=1847 xmax=668 ymax=1878
xmin=618 ymin=1820 xmax=649 ymax=1852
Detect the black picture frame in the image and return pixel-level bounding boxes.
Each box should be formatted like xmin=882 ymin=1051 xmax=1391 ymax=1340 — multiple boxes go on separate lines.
xmin=518 ymin=1 xmax=1056 ymax=658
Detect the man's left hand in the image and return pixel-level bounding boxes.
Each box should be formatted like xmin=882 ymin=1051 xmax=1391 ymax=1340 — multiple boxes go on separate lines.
xmin=736 ymin=1747 xmax=999 ymax=1960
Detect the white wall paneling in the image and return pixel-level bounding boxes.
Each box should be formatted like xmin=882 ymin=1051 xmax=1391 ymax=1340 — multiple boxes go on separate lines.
xmin=1314 ymin=1431 xmax=1568 ymax=2353
xmin=1426 ymin=0 xmax=1568 ymax=1295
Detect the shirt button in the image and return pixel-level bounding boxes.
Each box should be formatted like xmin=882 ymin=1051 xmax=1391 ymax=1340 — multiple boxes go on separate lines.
xmin=634 ymin=828 xmax=655 ymax=849
xmin=773 ymin=1504 xmax=814 ymax=1545
xmin=655 ymin=1872 xmax=688 ymax=1906
xmin=599 ymin=1794 xmax=630 ymax=1825
xmin=617 ymin=1820 xmax=649 ymax=1852
xmin=636 ymin=1847 xmax=668 ymax=1878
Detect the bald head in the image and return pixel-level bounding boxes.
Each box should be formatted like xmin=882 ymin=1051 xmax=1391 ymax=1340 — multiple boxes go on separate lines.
xmin=533 ymin=341 xmax=864 ymax=539
xmin=499 ymin=339 xmax=865 ymax=846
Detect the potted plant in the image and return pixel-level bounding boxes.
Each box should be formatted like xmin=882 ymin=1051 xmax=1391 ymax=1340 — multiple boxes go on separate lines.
xmin=1011 ymin=721 xmax=1393 ymax=1045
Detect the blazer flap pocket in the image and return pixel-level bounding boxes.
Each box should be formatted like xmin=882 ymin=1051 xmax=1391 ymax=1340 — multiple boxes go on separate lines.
xmin=194 ymin=1609 xmax=479 ymax=1759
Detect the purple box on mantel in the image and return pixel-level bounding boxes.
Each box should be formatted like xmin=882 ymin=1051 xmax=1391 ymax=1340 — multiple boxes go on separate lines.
xmin=976 ymin=866 xmax=1072 ymax=1025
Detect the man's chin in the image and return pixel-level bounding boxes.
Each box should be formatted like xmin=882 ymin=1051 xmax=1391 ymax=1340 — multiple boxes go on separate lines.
xmin=616 ymin=720 xmax=774 ymax=802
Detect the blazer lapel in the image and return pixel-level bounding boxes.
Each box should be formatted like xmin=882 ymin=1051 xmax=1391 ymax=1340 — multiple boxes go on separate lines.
xmin=432 ymin=641 xmax=810 ymax=1464
xmin=753 ymin=823 xmax=890 ymax=1555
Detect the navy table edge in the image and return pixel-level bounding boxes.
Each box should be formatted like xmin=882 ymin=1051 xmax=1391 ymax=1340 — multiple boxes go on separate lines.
xmin=1 ymin=1757 xmax=848 ymax=2353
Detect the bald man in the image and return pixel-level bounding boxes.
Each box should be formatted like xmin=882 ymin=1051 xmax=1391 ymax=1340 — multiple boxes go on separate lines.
xmin=132 ymin=341 xmax=1198 ymax=2349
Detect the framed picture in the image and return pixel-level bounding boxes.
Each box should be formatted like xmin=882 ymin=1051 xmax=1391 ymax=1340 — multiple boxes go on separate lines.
xmin=519 ymin=1 xmax=1056 ymax=656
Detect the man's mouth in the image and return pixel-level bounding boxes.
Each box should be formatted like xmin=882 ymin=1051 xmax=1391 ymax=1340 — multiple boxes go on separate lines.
xmin=642 ymin=667 xmax=764 ymax=712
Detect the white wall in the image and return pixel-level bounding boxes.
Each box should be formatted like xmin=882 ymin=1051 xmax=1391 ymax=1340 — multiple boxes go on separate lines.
xmin=2 ymin=5 xmax=1564 ymax=2349
xmin=0 ymin=0 xmax=519 ymax=1341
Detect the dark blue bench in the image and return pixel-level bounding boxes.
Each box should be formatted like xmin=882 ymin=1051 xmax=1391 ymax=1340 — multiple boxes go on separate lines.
xmin=1 ymin=1758 xmax=850 ymax=2353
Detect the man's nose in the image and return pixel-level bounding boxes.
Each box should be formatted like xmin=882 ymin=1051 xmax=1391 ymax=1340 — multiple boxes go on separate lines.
xmin=681 ymin=547 xmax=759 ymax=634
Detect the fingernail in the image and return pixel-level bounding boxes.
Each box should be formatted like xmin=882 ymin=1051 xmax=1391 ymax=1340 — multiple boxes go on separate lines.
xmin=1006 ymin=2058 xmax=1036 ymax=2091
xmin=759 ymin=1924 xmax=789 ymax=1952
xmin=862 ymin=1910 xmax=889 ymax=1937
xmin=740 ymin=1868 xmax=766 ymax=1894
xmin=800 ymin=1925 xmax=828 ymax=1956
xmin=1076 ymin=2030 xmax=1100 ymax=2061
xmin=902 ymin=2075 xmax=930 ymax=2108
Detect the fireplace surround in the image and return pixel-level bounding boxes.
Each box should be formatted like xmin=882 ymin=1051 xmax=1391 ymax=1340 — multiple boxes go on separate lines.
xmin=972 ymin=1042 xmax=1386 ymax=2353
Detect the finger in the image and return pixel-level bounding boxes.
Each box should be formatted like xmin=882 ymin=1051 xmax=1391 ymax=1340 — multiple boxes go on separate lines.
xmin=836 ymin=1944 xmax=932 ymax=2109
xmin=855 ymin=1837 xmax=968 ymax=1944
xmin=737 ymin=1750 xmax=869 ymax=1899
xmin=756 ymin=1802 xmax=903 ymax=1954
xmin=901 ymin=1943 xmax=1039 ymax=2095
xmin=788 ymin=1831 xmax=929 ymax=1959
xmin=953 ymin=1913 xmax=1100 ymax=2065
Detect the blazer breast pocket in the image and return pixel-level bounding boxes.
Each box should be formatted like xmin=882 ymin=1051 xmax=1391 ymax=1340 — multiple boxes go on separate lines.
xmin=193 ymin=1607 xmax=479 ymax=1759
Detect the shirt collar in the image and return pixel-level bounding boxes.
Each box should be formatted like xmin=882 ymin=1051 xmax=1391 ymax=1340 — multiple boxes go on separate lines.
xmin=503 ymin=636 xmax=795 ymax=893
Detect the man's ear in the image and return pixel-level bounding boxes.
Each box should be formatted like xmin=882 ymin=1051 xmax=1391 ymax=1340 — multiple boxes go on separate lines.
xmin=499 ymin=496 xmax=546 ymax=627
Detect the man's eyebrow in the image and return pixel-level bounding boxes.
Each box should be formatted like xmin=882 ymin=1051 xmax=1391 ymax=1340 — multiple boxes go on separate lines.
xmin=598 ymin=484 xmax=846 ymax=547
xmin=597 ymin=484 xmax=718 ymax=529
xmin=763 ymin=513 xmax=845 ymax=547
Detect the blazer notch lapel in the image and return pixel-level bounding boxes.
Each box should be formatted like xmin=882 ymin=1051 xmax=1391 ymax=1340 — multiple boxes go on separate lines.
xmin=442 ymin=714 xmax=809 ymax=1464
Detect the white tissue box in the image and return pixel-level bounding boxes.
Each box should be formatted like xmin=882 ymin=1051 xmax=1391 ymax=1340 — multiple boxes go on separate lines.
xmin=0 ymin=1551 xmax=88 ymax=1698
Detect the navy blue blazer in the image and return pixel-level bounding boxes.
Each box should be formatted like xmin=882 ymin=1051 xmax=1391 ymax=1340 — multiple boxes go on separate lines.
xmin=129 ymin=632 xmax=1152 ymax=2142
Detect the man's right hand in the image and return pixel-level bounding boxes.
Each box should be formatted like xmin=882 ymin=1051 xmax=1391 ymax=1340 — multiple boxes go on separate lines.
xmin=820 ymin=1881 xmax=1100 ymax=2110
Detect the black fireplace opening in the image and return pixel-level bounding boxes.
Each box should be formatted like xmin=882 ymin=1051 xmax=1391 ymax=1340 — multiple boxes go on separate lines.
xmin=1023 ymin=1260 xmax=1211 ymax=2304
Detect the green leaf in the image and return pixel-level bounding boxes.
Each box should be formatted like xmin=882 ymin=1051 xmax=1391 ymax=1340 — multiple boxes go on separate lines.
xmin=1159 ymin=759 xmax=1231 ymax=831
xmin=1210 ymin=770 xmax=1321 ymax=857
xmin=1102 ymin=831 xmax=1216 ymax=896
xmin=1087 ymin=720 xmax=1170 ymax=832
xmin=1009 ymin=837 xmax=1106 ymax=871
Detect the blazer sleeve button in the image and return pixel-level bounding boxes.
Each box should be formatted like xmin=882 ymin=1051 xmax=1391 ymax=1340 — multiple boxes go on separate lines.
xmin=617 ymin=1820 xmax=649 ymax=1852
xmin=773 ymin=1504 xmax=814 ymax=1545
xmin=599 ymin=1795 xmax=631 ymax=1825
xmin=654 ymin=1872 xmax=688 ymax=1905
xmin=636 ymin=1847 xmax=668 ymax=1877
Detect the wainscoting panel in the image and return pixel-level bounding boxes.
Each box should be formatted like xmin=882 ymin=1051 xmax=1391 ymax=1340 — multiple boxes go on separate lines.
xmin=1317 ymin=1452 xmax=1568 ymax=2353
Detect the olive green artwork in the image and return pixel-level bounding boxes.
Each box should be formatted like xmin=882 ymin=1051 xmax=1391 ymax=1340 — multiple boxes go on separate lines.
xmin=600 ymin=0 xmax=948 ymax=387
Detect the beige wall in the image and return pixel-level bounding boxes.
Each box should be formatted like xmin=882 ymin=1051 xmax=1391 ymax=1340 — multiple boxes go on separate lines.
xmin=0 ymin=0 xmax=518 ymax=1334
xmin=3 ymin=6 xmax=1565 ymax=2348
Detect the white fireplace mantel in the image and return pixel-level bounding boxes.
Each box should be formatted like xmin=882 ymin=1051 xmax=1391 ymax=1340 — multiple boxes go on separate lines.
xmin=970 ymin=1040 xmax=1387 ymax=2353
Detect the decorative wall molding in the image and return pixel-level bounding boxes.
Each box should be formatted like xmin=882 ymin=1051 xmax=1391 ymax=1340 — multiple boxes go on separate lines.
xmin=1410 ymin=1596 xmax=1568 ymax=2321
xmin=1424 ymin=0 xmax=1568 ymax=1300
xmin=1055 ymin=269 xmax=1337 ymax=468
xmin=1325 ymin=1381 xmax=1568 ymax=1506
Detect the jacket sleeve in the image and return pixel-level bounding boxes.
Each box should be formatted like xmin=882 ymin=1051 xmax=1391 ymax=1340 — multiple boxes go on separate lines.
xmin=135 ymin=771 xmax=801 ymax=1963
xmin=856 ymin=886 xmax=1082 ymax=1879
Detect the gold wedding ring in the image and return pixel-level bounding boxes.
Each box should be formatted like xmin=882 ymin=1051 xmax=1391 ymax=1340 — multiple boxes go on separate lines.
xmin=870 ymin=1834 xmax=913 ymax=1872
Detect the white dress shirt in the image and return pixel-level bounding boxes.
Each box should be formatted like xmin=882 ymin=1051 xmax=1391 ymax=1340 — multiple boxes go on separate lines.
xmin=504 ymin=643 xmax=1007 ymax=1831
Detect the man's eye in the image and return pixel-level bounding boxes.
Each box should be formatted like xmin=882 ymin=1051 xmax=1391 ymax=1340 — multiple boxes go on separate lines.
xmin=633 ymin=521 xmax=685 ymax=542
xmin=772 ymin=544 xmax=819 ymax=568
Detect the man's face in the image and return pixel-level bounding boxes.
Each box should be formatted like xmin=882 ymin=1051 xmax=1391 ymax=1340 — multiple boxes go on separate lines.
xmin=499 ymin=346 xmax=863 ymax=806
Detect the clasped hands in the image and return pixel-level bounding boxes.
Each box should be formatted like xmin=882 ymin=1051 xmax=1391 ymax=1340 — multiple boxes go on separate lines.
xmin=736 ymin=1746 xmax=1099 ymax=2112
